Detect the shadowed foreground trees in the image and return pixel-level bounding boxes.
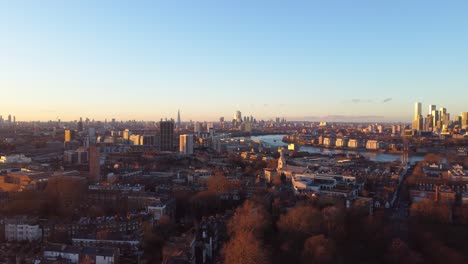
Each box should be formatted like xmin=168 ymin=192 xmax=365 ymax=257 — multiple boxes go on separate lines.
xmin=301 ymin=234 xmax=336 ymax=264
xmin=410 ymin=199 xmax=451 ymax=224
xmin=223 ymin=231 xmax=270 ymax=264
xmin=223 ymin=200 xmax=272 ymax=264
xmin=227 ymin=199 xmax=271 ymax=238
xmin=220 ymin=196 xmax=468 ymax=264
xmin=276 ymin=205 xmax=324 ymax=263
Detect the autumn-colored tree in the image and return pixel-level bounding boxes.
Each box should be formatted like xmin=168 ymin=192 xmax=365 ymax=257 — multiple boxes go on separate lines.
xmin=424 ymin=153 xmax=443 ymax=164
xmin=228 ymin=200 xmax=271 ymax=238
xmin=410 ymin=199 xmax=451 ymax=224
xmin=301 ymin=235 xmax=336 ymax=264
xmin=322 ymin=206 xmax=345 ymax=238
xmin=384 ymin=238 xmax=423 ymax=264
xmin=278 ymin=205 xmax=323 ymax=239
xmin=206 ymin=174 xmax=232 ymax=193
xmin=86 ymin=205 xmax=104 ymax=218
xmin=272 ymin=175 xmax=282 ymax=186
xmin=190 ymin=191 xmax=219 ymax=220
xmin=416 ymin=232 xmax=465 ymax=264
xmin=223 ymin=231 xmax=270 ymax=264
xmin=267 ymin=159 xmax=278 ymax=169
xmin=454 ymin=206 xmax=468 ymax=224
xmin=277 ymin=204 xmax=324 ymax=262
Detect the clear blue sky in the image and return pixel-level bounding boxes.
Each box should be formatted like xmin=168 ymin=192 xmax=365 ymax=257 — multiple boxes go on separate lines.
xmin=1 ymin=0 xmax=467 ymax=122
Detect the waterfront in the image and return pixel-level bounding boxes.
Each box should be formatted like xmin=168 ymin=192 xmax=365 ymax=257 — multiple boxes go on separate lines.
xmin=250 ymin=134 xmax=425 ymax=163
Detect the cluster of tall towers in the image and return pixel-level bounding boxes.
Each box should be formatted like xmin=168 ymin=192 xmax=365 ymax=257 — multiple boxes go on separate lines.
xmin=412 ymin=102 xmax=468 ymax=132
xmin=0 ymin=114 xmax=16 ymax=127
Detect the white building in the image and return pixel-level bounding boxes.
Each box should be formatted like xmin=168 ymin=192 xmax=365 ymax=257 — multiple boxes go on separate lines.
xmin=179 ymin=134 xmax=194 ymax=155
xmin=335 ymin=138 xmax=348 ymax=147
xmin=323 ymin=138 xmax=336 ymax=147
xmin=5 ymin=217 xmax=42 ymax=241
xmin=43 ymin=244 xmax=80 ymax=263
xmin=348 ymin=139 xmax=363 ymax=148
xmin=147 ymin=202 xmax=167 ymax=221
xmin=43 ymin=243 xmax=119 ymax=264
xmin=0 ymin=154 xmax=32 ymax=164
xmin=366 ymin=140 xmax=381 ymax=150
xmin=291 ymin=173 xmax=358 ymax=197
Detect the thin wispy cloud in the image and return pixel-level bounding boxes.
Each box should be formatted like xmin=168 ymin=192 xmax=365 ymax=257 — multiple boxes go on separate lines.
xmin=383 ymin=98 xmax=392 ymax=103
xmin=351 ymin=99 xmax=373 ymax=104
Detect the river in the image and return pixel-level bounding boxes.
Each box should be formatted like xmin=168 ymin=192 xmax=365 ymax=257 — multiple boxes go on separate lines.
xmin=249 ymin=134 xmax=424 ymax=163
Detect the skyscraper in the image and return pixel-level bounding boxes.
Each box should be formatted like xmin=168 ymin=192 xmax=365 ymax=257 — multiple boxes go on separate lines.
xmin=160 ymin=120 xmax=175 ymax=151
xmin=179 ymin=134 xmax=194 ymax=155
xmin=194 ymin=122 xmax=201 ymax=134
xmin=89 ymin=145 xmax=100 ymax=182
xmin=235 ymin=111 xmax=242 ymax=123
xmin=432 ymin=110 xmax=439 ymax=130
xmin=78 ymin=117 xmax=84 ymax=132
xmin=177 ymin=110 xmax=181 ymax=129
xmin=462 ymin=112 xmax=468 ymax=128
xmin=64 ymin=129 xmax=75 ymax=142
xmin=429 ymin=104 xmax=436 ymax=115
xmin=412 ymin=102 xmax=423 ymax=131
xmin=414 ymin=102 xmax=422 ymax=120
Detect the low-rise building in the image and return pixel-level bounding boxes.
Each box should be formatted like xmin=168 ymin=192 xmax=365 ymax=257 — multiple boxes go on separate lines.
xmin=43 ymin=243 xmax=119 ymax=264
xmin=292 ymin=173 xmax=359 ymax=198
xmin=348 ymin=139 xmax=365 ymax=148
xmin=0 ymin=154 xmax=32 ymax=164
xmin=366 ymin=140 xmax=381 ymax=150
xmin=0 ymin=169 xmax=49 ymax=192
xmin=323 ymin=137 xmax=336 ymax=147
xmin=4 ymin=217 xmax=42 ymax=242
xmin=335 ymin=138 xmax=348 ymax=148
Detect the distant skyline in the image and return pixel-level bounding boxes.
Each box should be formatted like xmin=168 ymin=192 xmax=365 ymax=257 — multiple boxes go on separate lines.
xmin=1 ymin=1 xmax=468 ymax=122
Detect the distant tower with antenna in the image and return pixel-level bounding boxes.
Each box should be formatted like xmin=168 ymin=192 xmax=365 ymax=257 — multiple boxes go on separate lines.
xmin=177 ymin=109 xmax=181 ymax=129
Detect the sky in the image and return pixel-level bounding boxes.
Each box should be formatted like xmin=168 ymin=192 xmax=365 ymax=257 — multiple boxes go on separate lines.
xmin=1 ymin=0 xmax=467 ymax=122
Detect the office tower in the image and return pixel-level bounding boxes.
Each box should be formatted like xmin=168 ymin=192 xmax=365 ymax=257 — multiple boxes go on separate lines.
xmin=194 ymin=122 xmax=201 ymax=133
xmin=64 ymin=129 xmax=75 ymax=142
xmin=455 ymin=116 xmax=462 ymax=126
xmin=235 ymin=111 xmax=242 ymax=123
xmin=414 ymin=102 xmax=421 ymax=120
xmin=78 ymin=117 xmax=83 ymax=132
xmin=412 ymin=102 xmax=423 ymax=131
xmin=244 ymin=121 xmax=252 ymax=132
xmin=425 ymin=115 xmax=433 ymax=131
xmin=7 ymin=114 xmax=11 ymax=124
xmin=429 ymin=104 xmax=436 ymax=115
xmin=179 ymin=134 xmax=194 ymax=155
xmin=160 ymin=120 xmax=175 ymax=151
xmin=462 ymin=112 xmax=468 ymax=128
xmin=123 ymin=129 xmax=131 ymax=140
xmin=89 ymin=145 xmax=100 ymax=182
xmin=13 ymin=116 xmax=15 ymax=124
xmin=206 ymin=122 xmax=214 ymax=133
xmin=177 ymin=110 xmax=181 ymax=129
xmin=88 ymin=127 xmax=96 ymax=144
xmin=219 ymin=117 xmax=224 ymax=123
xmin=432 ymin=110 xmax=440 ymax=130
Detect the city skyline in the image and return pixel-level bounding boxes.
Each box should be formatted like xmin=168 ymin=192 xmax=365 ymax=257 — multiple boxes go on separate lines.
xmin=1 ymin=1 xmax=468 ymax=121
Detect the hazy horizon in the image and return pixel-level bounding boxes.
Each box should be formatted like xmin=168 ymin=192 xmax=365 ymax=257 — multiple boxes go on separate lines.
xmin=1 ymin=1 xmax=467 ymax=122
